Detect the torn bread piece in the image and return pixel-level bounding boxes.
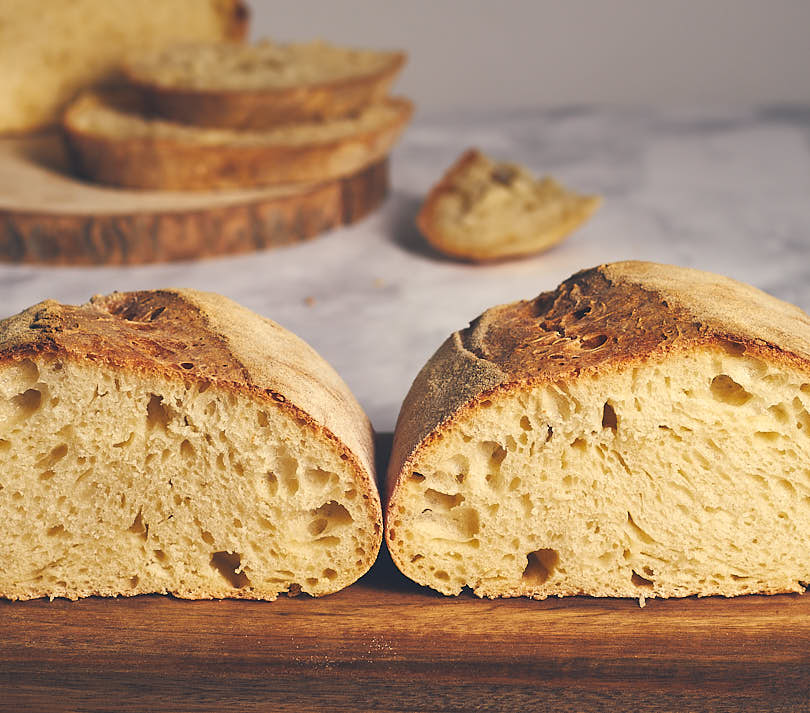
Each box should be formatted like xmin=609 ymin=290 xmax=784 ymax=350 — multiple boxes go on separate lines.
xmin=0 ymin=289 xmax=381 ymax=600
xmin=417 ymin=149 xmax=600 ymax=262
xmin=125 ymin=39 xmax=407 ymax=129
xmin=63 ymin=89 xmax=413 ymax=190
xmin=386 ymin=261 xmax=810 ymax=602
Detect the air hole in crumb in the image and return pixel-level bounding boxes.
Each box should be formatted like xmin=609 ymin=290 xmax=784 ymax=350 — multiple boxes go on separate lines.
xmin=574 ymin=305 xmax=592 ymax=319
xmin=257 ymin=411 xmax=269 ymax=428
xmin=435 ymin=570 xmax=450 ymax=581
xmin=309 ymin=518 xmax=328 ymax=536
xmin=39 ymin=469 xmax=55 ymax=481
xmin=113 ymin=433 xmax=134 ymax=448
xmin=323 ymin=568 xmax=337 ymax=580
xmin=287 ymin=583 xmax=302 ymax=597
xmin=522 ymin=548 xmax=559 ymax=585
xmin=314 ymin=536 xmax=340 ymax=547
xmin=481 ymin=441 xmax=507 ymax=467
xmin=520 ymin=415 xmax=532 ymax=431
xmin=210 ymin=551 xmax=251 ymax=588
xmin=16 ymin=358 xmax=39 ymax=383
xmin=180 ymin=439 xmax=194 ymax=461
xmin=201 ymin=530 xmax=215 ymax=545
xmin=424 ymin=488 xmax=463 ymax=510
xmin=306 ymin=577 xmax=318 ymax=587
xmin=627 ymin=513 xmax=656 ymax=544
xmin=264 ymin=472 xmax=278 ymax=496
xmin=410 ymin=554 xmax=424 ymax=563
xmin=304 ymin=467 xmax=333 ymax=489
xmin=508 ymin=477 xmax=522 ymax=491
xmin=129 ymin=510 xmax=148 ymax=540
xmin=545 ymin=426 xmax=553 ymax=443
xmin=602 ymin=402 xmax=618 ymax=432
xmin=410 ymin=472 xmax=425 ymax=483
xmin=153 ymin=549 xmax=167 ymax=562
xmin=46 ymin=524 xmax=66 ymax=537
xmin=309 ymin=501 xmax=354 ymax=533
xmin=344 ymin=488 xmax=357 ymax=499
xmin=571 ymin=437 xmax=587 ymax=451
xmin=0 ymin=439 xmax=9 ymax=451
xmin=146 ymin=394 xmax=169 ymax=429
xmin=581 ymin=334 xmax=608 ymax=350
xmin=710 ymin=374 xmax=752 ymax=406
xmin=129 ymin=575 xmax=140 ymax=588
xmin=180 ymin=362 xmax=194 ymax=370
xmin=631 ymin=571 xmax=654 ymax=588
xmin=12 ymin=388 xmax=42 ymax=418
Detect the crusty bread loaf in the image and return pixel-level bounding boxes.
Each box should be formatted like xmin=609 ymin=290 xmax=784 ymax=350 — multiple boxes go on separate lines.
xmin=0 ymin=0 xmax=247 ymax=134
xmin=386 ymin=261 xmax=810 ymax=602
xmin=417 ymin=149 xmax=600 ymax=262
xmin=0 ymin=289 xmax=381 ymax=600
xmin=63 ymin=89 xmax=413 ymax=190
xmin=125 ymin=40 xmax=407 ymax=130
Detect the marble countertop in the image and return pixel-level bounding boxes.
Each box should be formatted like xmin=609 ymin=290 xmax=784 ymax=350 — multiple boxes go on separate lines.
xmin=1 ymin=106 xmax=809 ymax=432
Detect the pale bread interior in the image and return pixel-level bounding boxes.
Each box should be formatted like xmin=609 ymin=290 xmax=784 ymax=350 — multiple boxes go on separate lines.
xmin=388 ymin=346 xmax=810 ymax=602
xmin=128 ymin=39 xmax=401 ymax=91
xmin=0 ymin=355 xmax=377 ymax=600
xmin=423 ymin=150 xmax=600 ymax=260
xmin=0 ymin=0 xmax=239 ymax=133
xmin=66 ymin=90 xmax=408 ymax=147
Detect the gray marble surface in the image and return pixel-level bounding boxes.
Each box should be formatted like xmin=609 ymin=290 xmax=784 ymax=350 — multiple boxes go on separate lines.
xmin=1 ymin=106 xmax=809 ymax=431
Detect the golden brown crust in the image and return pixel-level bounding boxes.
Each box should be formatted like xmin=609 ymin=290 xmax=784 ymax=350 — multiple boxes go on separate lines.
xmin=62 ymin=91 xmax=413 ymax=190
xmin=385 ymin=261 xmax=810 ymax=508
xmin=0 ymin=289 xmax=382 ymax=585
xmin=126 ymin=52 xmax=406 ymax=130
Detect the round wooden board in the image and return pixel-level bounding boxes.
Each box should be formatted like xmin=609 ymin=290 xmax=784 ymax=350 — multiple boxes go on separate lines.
xmin=0 ymin=134 xmax=388 ymax=266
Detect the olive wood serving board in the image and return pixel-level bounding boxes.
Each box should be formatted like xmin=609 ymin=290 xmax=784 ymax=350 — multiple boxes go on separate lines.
xmin=0 ymin=134 xmax=388 ymax=266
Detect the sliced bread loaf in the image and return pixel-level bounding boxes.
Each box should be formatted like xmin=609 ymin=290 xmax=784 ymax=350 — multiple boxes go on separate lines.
xmin=0 ymin=0 xmax=247 ymax=134
xmin=0 ymin=289 xmax=381 ymax=600
xmin=125 ymin=40 xmax=407 ymax=129
xmin=386 ymin=261 xmax=810 ymax=601
xmin=63 ymin=89 xmax=413 ymax=190
xmin=417 ymin=149 xmax=601 ymax=262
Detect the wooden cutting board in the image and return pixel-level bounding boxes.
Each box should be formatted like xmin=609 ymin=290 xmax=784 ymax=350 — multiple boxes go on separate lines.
xmin=0 ymin=134 xmax=388 ymax=266
xmin=2 ymin=552 xmax=809 ymax=712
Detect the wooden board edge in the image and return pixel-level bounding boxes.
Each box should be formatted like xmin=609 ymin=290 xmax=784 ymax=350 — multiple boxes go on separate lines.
xmin=0 ymin=159 xmax=388 ymax=266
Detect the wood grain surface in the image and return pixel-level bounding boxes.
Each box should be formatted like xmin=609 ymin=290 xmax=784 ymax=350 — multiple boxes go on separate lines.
xmin=0 ymin=134 xmax=388 ymax=266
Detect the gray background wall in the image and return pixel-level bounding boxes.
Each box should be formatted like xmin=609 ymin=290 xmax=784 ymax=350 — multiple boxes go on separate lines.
xmin=250 ymin=0 xmax=810 ymax=115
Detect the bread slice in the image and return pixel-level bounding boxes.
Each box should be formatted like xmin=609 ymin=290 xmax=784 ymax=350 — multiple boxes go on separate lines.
xmin=63 ymin=89 xmax=413 ymax=190
xmin=417 ymin=149 xmax=601 ymax=262
xmin=386 ymin=261 xmax=810 ymax=602
xmin=0 ymin=0 xmax=247 ymax=134
xmin=0 ymin=289 xmax=381 ymax=601
xmin=125 ymin=40 xmax=407 ymax=130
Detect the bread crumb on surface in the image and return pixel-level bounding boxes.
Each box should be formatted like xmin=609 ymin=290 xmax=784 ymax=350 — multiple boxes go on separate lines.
xmin=417 ymin=148 xmax=601 ymax=262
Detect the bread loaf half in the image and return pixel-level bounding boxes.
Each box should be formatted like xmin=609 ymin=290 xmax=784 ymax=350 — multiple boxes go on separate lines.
xmin=63 ymin=89 xmax=413 ymax=190
xmin=0 ymin=0 xmax=247 ymax=134
xmin=386 ymin=261 xmax=810 ymax=601
xmin=125 ymin=40 xmax=407 ymax=130
xmin=417 ymin=149 xmax=600 ymax=262
xmin=0 ymin=290 xmax=381 ymax=600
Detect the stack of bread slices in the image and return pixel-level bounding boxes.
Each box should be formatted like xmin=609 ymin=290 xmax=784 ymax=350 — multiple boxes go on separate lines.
xmin=62 ymin=39 xmax=413 ymax=190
